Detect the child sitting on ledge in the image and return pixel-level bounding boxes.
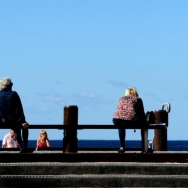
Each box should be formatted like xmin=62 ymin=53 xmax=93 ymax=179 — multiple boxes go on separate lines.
xmin=36 ymin=130 xmax=50 ymax=151
xmin=2 ymin=129 xmax=20 ymax=148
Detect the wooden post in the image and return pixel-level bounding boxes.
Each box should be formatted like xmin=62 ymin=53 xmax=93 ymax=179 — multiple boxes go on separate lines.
xmin=63 ymin=105 xmax=78 ymax=153
xmin=143 ymin=128 xmax=148 ymax=153
xmin=154 ymin=103 xmax=170 ymax=151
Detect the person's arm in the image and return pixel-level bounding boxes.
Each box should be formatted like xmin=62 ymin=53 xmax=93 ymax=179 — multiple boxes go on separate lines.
xmin=12 ymin=92 xmax=26 ymax=124
xmin=12 ymin=92 xmax=29 ymax=128
xmin=46 ymin=139 xmax=50 ymax=147
xmin=2 ymin=135 xmax=7 ymax=148
xmin=36 ymin=140 xmax=39 ymax=151
xmin=113 ymin=98 xmax=124 ymax=119
xmin=117 ymin=98 xmax=124 ymax=111
xmin=136 ymin=98 xmax=146 ymax=122
xmin=16 ymin=141 xmax=20 ymax=148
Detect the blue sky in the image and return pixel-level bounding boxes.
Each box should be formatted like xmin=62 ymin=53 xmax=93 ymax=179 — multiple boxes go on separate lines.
xmin=1 ymin=1 xmax=188 ymax=141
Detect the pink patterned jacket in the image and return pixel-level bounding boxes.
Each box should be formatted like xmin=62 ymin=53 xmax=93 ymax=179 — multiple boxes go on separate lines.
xmin=113 ymin=95 xmax=145 ymax=121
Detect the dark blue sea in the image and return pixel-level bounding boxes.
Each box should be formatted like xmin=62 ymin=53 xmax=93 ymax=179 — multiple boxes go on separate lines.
xmin=26 ymin=140 xmax=188 ymax=151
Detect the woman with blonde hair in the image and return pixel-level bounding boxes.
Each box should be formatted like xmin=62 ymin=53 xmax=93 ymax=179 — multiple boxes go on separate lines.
xmin=125 ymin=87 xmax=138 ymax=97
xmin=112 ymin=87 xmax=145 ymax=153
xmin=36 ymin=130 xmax=50 ymax=151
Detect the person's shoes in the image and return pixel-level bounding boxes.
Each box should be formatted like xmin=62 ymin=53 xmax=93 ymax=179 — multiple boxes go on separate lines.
xmin=118 ymin=148 xmax=125 ymax=153
xmin=20 ymin=148 xmax=33 ymax=153
xmin=20 ymin=148 xmax=28 ymax=153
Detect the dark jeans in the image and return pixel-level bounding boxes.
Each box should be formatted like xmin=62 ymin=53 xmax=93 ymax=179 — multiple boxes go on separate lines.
xmin=112 ymin=118 xmax=126 ymax=148
xmin=10 ymin=122 xmax=29 ymax=148
xmin=112 ymin=118 xmax=145 ymax=149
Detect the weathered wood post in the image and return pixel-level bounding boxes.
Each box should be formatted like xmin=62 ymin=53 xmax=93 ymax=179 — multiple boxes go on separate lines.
xmin=154 ymin=103 xmax=170 ymax=151
xmin=63 ymin=105 xmax=78 ymax=153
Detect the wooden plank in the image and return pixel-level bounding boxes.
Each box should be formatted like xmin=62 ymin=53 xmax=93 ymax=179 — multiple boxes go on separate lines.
xmin=0 ymin=123 xmax=166 ymax=153
xmin=0 ymin=124 xmax=166 ymax=129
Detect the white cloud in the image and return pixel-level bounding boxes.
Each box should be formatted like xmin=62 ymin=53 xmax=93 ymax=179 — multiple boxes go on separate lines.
xmin=38 ymin=92 xmax=64 ymax=104
xmin=34 ymin=91 xmax=114 ymax=113
xmin=107 ymin=80 xmax=129 ymax=88
xmin=55 ymin=81 xmax=63 ymax=84
xmin=79 ymin=92 xmax=96 ymax=98
xmin=43 ymin=93 xmax=62 ymax=102
xmin=72 ymin=92 xmax=115 ymax=111
xmin=25 ymin=105 xmax=53 ymax=114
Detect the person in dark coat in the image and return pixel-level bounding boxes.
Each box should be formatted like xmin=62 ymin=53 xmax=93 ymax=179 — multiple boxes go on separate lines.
xmin=0 ymin=77 xmax=29 ymax=150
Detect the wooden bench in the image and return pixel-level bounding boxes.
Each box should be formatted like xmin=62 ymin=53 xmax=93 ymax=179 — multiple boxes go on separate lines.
xmin=62 ymin=123 xmax=167 ymax=153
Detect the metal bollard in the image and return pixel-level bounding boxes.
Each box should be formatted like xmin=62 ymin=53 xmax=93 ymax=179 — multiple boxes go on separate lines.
xmin=154 ymin=103 xmax=171 ymax=151
xmin=63 ymin=105 xmax=78 ymax=153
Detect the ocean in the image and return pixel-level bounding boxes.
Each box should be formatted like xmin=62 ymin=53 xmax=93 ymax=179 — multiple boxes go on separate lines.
xmin=26 ymin=140 xmax=188 ymax=151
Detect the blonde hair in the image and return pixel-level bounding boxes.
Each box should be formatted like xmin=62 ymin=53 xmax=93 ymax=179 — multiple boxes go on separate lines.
xmin=0 ymin=77 xmax=12 ymax=91
xmin=39 ymin=130 xmax=49 ymax=141
xmin=125 ymin=87 xmax=138 ymax=97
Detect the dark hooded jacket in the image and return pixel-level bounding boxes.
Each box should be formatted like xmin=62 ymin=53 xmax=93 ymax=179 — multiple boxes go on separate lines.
xmin=0 ymin=89 xmax=26 ymax=124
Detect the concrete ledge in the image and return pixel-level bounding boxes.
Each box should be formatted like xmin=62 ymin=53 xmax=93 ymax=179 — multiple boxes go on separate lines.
xmin=1 ymin=162 xmax=188 ymax=175
xmin=0 ymin=162 xmax=188 ymax=187
xmin=0 ymin=174 xmax=188 ymax=187
xmin=0 ymin=152 xmax=188 ymax=163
